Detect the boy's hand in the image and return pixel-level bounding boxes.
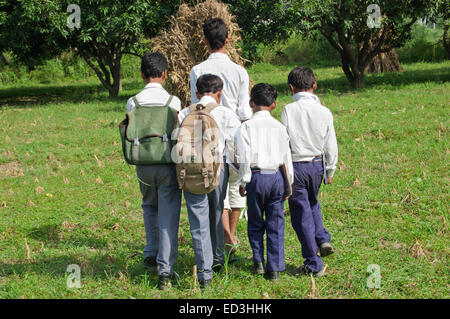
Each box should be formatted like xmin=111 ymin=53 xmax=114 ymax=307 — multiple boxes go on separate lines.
xmin=327 ymin=177 xmax=333 ymax=184
xmin=239 ymin=185 xmax=247 ymax=197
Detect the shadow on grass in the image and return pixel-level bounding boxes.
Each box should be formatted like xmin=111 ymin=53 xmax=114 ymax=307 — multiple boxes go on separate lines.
xmin=0 ymin=80 xmax=142 ymax=109
xmin=27 ymin=223 xmax=110 ymax=249
xmin=1 ymin=63 xmax=448 ymax=110
xmin=272 ymin=65 xmax=450 ymax=96
xmin=0 ymin=249 xmax=203 ymax=292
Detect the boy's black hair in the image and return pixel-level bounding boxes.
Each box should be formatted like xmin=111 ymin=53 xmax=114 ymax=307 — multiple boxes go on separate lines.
xmin=141 ymin=52 xmax=168 ymax=79
xmin=196 ymin=74 xmax=224 ymax=94
xmin=203 ymin=18 xmax=228 ymax=51
xmin=288 ymin=66 xmax=316 ymax=91
xmin=250 ymin=83 xmax=278 ymax=107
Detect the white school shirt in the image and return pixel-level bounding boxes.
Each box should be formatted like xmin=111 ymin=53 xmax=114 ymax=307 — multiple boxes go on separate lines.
xmin=126 ymin=82 xmax=181 ymax=113
xmin=235 ymin=110 xmax=294 ymax=187
xmin=178 ymin=95 xmax=241 ymax=162
xmin=190 ymin=53 xmax=253 ymax=121
xmin=281 ymin=92 xmax=338 ymax=178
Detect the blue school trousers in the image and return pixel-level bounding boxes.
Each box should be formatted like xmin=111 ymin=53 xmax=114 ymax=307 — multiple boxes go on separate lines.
xmin=246 ymin=169 xmax=286 ymax=272
xmin=288 ymin=159 xmax=331 ymax=273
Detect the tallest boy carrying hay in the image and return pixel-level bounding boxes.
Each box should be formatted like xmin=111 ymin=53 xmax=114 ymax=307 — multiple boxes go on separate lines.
xmin=189 ymin=18 xmax=252 ymax=266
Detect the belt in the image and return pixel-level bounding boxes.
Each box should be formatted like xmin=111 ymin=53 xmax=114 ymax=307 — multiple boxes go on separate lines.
xmin=251 ymin=167 xmax=280 ymax=173
xmin=298 ymin=155 xmax=323 ymax=163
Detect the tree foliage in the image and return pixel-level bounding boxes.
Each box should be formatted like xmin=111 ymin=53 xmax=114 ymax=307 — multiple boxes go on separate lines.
xmin=0 ymin=0 xmax=180 ymax=98
xmin=428 ymin=0 xmax=449 ymax=59
xmin=224 ymin=0 xmax=297 ymax=61
xmin=292 ymin=0 xmax=432 ymax=88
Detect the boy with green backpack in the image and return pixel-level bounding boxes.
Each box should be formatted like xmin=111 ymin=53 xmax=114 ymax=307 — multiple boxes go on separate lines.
xmin=120 ymin=52 xmax=182 ymax=290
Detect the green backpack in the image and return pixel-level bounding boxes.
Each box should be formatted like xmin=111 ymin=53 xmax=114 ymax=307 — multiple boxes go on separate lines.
xmin=119 ymin=96 xmax=178 ymax=165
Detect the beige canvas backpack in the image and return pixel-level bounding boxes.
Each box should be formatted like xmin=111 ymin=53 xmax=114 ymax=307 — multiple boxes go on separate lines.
xmin=176 ymin=102 xmax=222 ymax=194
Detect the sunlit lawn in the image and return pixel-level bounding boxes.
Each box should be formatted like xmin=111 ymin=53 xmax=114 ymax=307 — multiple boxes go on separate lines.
xmin=0 ymin=61 xmax=449 ymax=298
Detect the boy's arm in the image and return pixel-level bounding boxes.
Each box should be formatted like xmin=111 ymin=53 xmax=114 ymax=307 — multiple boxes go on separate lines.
xmin=280 ymin=106 xmax=288 ymax=129
xmin=190 ymin=69 xmax=199 ymax=105
xmin=224 ymin=113 xmax=242 ymax=164
xmin=237 ymin=70 xmax=252 ymax=121
xmin=235 ymin=123 xmax=252 ymax=189
xmin=324 ymin=113 xmax=338 ymax=179
xmin=282 ymin=128 xmax=294 ymax=195
xmin=126 ymin=97 xmax=135 ymax=113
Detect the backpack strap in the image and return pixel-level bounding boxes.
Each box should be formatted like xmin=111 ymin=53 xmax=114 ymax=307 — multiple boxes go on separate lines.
xmin=134 ymin=95 xmax=173 ymax=108
xmin=164 ymin=95 xmax=174 ymax=107
xmin=132 ymin=96 xmax=140 ymax=108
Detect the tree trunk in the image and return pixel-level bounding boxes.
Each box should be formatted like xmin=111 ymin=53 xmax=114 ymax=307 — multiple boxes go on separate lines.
xmin=341 ymin=59 xmax=365 ymax=89
xmin=443 ymin=24 xmax=450 ymax=60
xmin=81 ymin=51 xmax=122 ymax=99
xmin=365 ymin=48 xmax=403 ymax=73
xmin=108 ymin=58 xmax=121 ymax=99
xmin=108 ymin=76 xmax=121 ymax=99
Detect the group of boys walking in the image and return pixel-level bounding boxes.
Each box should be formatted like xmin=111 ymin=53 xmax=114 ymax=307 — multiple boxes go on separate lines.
xmin=126 ymin=18 xmax=338 ymax=290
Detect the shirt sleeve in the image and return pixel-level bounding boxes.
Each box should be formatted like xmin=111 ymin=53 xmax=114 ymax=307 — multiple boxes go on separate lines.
xmin=283 ymin=129 xmax=294 ymax=185
xmin=126 ymin=97 xmax=135 ymax=113
xmin=235 ymin=123 xmax=252 ymax=186
xmin=324 ymin=113 xmax=338 ymax=178
xmin=280 ymin=106 xmax=288 ymax=129
xmin=237 ymin=70 xmax=252 ymax=121
xmin=169 ymin=96 xmax=182 ymax=112
xmin=190 ymin=69 xmax=199 ymax=105
xmin=178 ymin=107 xmax=190 ymax=124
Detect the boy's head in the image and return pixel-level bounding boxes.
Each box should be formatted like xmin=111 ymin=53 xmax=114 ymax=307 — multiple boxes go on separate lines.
xmin=250 ymin=83 xmax=278 ymax=112
xmin=195 ymin=74 xmax=224 ymax=104
xmin=141 ymin=52 xmax=168 ymax=82
xmin=288 ymin=66 xmax=317 ymax=93
xmin=203 ymin=18 xmax=229 ymax=51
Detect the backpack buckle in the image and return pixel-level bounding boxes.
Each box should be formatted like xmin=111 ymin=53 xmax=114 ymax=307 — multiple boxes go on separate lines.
xmin=133 ymin=138 xmax=140 ymax=146
xmin=202 ymin=168 xmax=210 ymax=188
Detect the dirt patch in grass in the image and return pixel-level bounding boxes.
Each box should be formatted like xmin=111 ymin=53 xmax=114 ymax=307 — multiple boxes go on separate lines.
xmin=0 ymin=161 xmax=24 ymax=179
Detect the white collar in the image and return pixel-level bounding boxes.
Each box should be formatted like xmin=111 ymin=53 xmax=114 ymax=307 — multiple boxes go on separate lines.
xmin=198 ymin=95 xmax=218 ymax=106
xmin=252 ymin=110 xmax=271 ymax=118
xmin=144 ymin=82 xmax=163 ymax=89
xmin=208 ymin=52 xmax=230 ymax=60
xmin=293 ymin=92 xmax=320 ymax=104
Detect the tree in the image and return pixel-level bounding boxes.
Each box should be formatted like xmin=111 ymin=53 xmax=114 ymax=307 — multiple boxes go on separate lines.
xmin=224 ymin=0 xmax=297 ymax=61
xmin=0 ymin=0 xmax=69 ymax=68
xmin=0 ymin=0 xmax=180 ymax=98
xmin=293 ymin=0 xmax=431 ymax=88
xmin=429 ymin=0 xmax=449 ymax=59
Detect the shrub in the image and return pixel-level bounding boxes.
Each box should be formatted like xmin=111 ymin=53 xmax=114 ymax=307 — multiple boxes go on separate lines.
xmin=397 ymin=24 xmax=447 ymax=63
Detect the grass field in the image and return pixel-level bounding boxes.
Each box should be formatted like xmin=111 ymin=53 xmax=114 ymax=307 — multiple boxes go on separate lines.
xmin=0 ymin=61 xmax=449 ymax=299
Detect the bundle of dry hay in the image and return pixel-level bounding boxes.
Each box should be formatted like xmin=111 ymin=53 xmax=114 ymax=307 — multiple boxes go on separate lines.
xmin=151 ymin=0 xmax=248 ymax=106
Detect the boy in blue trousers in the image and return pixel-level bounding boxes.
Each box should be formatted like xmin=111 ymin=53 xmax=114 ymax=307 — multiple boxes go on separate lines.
xmin=236 ymin=83 xmax=293 ymax=282
xmin=281 ymin=67 xmax=338 ymax=276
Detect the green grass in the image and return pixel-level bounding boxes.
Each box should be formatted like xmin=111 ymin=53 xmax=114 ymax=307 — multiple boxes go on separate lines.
xmin=0 ymin=61 xmax=449 ymax=299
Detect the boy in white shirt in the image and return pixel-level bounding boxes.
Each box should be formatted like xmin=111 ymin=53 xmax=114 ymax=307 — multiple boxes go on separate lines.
xmin=236 ymin=83 xmax=293 ymax=282
xmin=126 ymin=52 xmax=182 ymax=290
xmin=281 ymin=66 xmax=338 ymax=277
xmin=190 ymin=18 xmax=252 ymax=262
xmin=190 ymin=18 xmax=252 ymax=121
xmin=179 ymin=74 xmax=241 ymax=284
